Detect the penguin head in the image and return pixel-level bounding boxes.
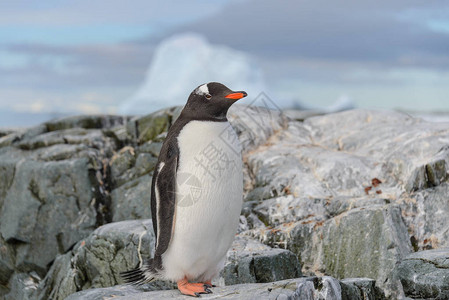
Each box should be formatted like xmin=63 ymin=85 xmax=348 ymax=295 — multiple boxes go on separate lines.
xmin=183 ymin=82 xmax=247 ymax=121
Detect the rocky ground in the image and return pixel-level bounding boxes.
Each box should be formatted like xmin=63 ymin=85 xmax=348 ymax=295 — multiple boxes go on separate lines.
xmin=0 ymin=105 xmax=448 ymax=300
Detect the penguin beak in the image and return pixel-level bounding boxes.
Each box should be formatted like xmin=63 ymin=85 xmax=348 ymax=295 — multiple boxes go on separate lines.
xmin=225 ymin=91 xmax=247 ymax=100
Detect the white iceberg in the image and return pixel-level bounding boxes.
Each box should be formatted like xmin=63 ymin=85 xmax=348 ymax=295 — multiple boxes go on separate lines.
xmin=120 ymin=33 xmax=267 ymax=114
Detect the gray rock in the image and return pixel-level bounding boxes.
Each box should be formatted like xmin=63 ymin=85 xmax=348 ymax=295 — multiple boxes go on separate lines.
xmin=246 ymin=204 xmax=412 ymax=296
xmin=0 ymin=235 xmax=15 ymax=286
xmin=221 ymin=236 xmax=301 ymax=285
xmin=228 ymin=104 xmax=289 ymax=153
xmin=234 ymin=108 xmax=449 ymax=297
xmin=242 ymin=109 xmax=449 ymax=201
xmin=2 ymin=107 xmax=449 ymax=299
xmin=33 ymin=252 xmax=78 ymax=300
xmin=340 ymin=278 xmax=386 ymax=300
xmin=45 ymin=115 xmax=129 ymax=132
xmin=65 ymin=284 xmax=169 ymax=300
xmin=401 ymin=182 xmax=449 ymax=250
xmin=109 ymin=146 xmax=157 ymax=189
xmin=3 ymin=272 xmax=40 ymax=300
xmin=16 ymin=128 xmax=108 ymax=151
xmin=303 ymin=110 xmax=449 ymax=194
xmin=64 ymin=278 xmax=310 ymax=300
xmin=34 ymin=219 xmax=172 ymax=300
xmin=252 ymin=195 xmax=328 ymax=227
xmin=317 ymin=205 xmax=412 ymax=287
xmin=0 ymin=157 xmax=98 ymax=275
xmin=293 ymin=276 xmax=342 ymax=300
xmin=126 ymin=106 xmax=182 ymax=145
xmin=138 ymin=140 xmax=164 ymax=157
xmin=0 ymin=129 xmax=18 ymax=139
xmin=110 ymin=175 xmax=153 ymax=222
xmin=0 ymin=114 xmax=137 ymax=298
xmin=394 ymin=249 xmax=449 ymax=299
xmin=65 ymin=276 xmax=384 ymax=300
xmin=37 ymin=222 xmax=301 ymax=299
xmin=110 ymin=146 xmax=138 ymax=187
xmin=284 ymin=109 xmax=330 ymax=121
xmin=108 ymin=145 xmax=157 ymax=222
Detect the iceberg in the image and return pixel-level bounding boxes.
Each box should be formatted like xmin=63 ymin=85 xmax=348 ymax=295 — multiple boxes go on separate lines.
xmin=120 ymin=33 xmax=266 ymax=114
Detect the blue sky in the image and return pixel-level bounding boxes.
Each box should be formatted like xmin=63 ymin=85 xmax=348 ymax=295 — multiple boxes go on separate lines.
xmin=0 ymin=0 xmax=448 ymax=126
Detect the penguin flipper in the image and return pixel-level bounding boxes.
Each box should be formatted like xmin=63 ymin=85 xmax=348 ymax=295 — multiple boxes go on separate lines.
xmin=151 ymin=142 xmax=179 ymax=265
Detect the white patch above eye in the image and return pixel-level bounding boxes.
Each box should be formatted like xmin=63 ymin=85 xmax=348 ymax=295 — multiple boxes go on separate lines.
xmin=195 ymin=83 xmax=209 ymax=95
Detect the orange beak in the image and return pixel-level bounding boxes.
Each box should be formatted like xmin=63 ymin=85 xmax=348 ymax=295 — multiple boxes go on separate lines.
xmin=225 ymin=91 xmax=247 ymax=100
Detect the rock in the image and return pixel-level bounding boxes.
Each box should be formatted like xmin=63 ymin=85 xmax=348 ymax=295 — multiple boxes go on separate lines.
xmin=304 ymin=110 xmax=449 ymax=194
xmin=65 ymin=276 xmax=385 ymax=300
xmin=34 ymin=219 xmax=174 ymax=300
xmin=0 ymin=157 xmax=98 ymax=275
xmin=243 ymin=109 xmax=449 ymax=200
xmin=33 ymin=252 xmax=77 ymax=300
xmin=126 ymin=106 xmax=182 ymax=144
xmin=401 ymin=182 xmax=449 ymax=250
xmin=234 ymin=108 xmax=449 ymax=296
xmin=3 ymin=272 xmax=40 ymax=300
xmin=37 ymin=222 xmax=301 ymax=299
xmin=252 ymin=195 xmax=328 ymax=226
xmin=2 ymin=107 xmax=449 ymax=299
xmin=110 ymin=146 xmax=138 ymax=187
xmin=0 ymin=235 xmax=14 ymax=287
xmin=0 ymin=110 xmax=177 ymax=299
xmin=340 ymin=278 xmax=386 ymax=300
xmin=317 ymin=205 xmax=412 ymax=286
xmin=246 ymin=204 xmax=412 ymax=295
xmin=0 ymin=115 xmax=129 ymax=298
xmin=45 ymin=115 xmax=129 ymax=132
xmin=294 ymin=276 xmax=342 ymax=300
xmin=109 ymin=146 xmax=157 ymax=189
xmin=0 ymin=128 xmax=17 ymax=138
xmin=65 ymin=284 xmax=169 ymax=300
xmin=16 ymin=128 xmax=111 ymax=151
xmin=228 ymin=104 xmax=289 ymax=154
xmin=110 ymin=175 xmax=153 ymax=222
xmin=64 ymin=279 xmax=300 ymax=300
xmin=284 ymin=109 xmax=330 ymax=121
xmin=221 ymin=236 xmax=301 ymax=285
xmin=108 ymin=145 xmax=158 ymax=222
xmin=394 ymin=249 xmax=449 ymax=299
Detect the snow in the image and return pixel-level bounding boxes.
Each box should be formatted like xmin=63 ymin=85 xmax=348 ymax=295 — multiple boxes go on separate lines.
xmin=120 ymin=33 xmax=266 ymax=114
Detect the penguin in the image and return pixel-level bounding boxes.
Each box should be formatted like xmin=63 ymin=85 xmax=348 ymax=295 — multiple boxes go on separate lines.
xmin=121 ymin=82 xmax=247 ymax=297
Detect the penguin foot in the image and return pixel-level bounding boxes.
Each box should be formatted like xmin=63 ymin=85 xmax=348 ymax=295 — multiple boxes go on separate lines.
xmin=204 ymin=280 xmax=216 ymax=288
xmin=177 ymin=278 xmax=212 ymax=297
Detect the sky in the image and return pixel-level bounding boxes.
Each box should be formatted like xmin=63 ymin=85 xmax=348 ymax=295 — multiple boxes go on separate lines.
xmin=0 ymin=0 xmax=449 ymax=126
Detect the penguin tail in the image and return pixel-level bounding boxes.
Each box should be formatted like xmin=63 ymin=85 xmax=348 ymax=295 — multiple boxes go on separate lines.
xmin=120 ymin=260 xmax=158 ymax=285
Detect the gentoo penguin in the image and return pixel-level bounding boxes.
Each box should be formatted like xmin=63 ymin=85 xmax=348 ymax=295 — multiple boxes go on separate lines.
xmin=121 ymin=82 xmax=247 ymax=297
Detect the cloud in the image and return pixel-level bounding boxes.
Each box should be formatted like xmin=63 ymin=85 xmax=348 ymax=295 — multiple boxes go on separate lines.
xmin=0 ymin=0 xmax=448 ymax=118
xmin=0 ymin=42 xmax=154 ymax=89
xmin=0 ymin=0 xmax=232 ymax=26
xmin=171 ymin=0 xmax=449 ymax=69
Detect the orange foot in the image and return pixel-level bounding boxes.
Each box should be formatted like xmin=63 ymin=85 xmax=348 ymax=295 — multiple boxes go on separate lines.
xmin=177 ymin=277 xmax=213 ymax=297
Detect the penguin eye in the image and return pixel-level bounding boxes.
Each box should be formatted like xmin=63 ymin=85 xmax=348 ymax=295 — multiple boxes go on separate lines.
xmin=205 ymin=94 xmax=212 ymax=99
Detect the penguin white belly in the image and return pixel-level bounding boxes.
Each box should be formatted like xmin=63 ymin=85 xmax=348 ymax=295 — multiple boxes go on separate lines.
xmin=161 ymin=120 xmax=243 ymax=282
